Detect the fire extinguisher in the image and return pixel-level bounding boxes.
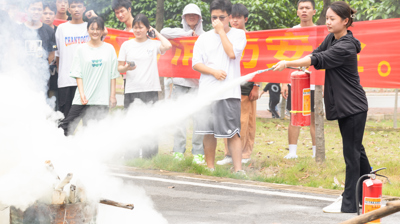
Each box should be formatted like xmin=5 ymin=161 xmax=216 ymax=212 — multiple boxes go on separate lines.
xmin=290 ymin=69 xmax=311 ymax=127
xmin=355 ymin=167 xmax=390 ymax=222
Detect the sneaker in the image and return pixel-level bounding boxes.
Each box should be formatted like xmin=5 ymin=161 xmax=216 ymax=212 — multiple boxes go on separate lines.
xmin=216 ymin=156 xmax=233 ymax=165
xmin=205 ymin=167 xmax=215 ymax=172
xmin=284 ymin=153 xmax=298 ymax=159
xmin=322 ymin=196 xmax=343 ymax=213
xmin=193 ymin=154 xmax=205 ymax=164
xmin=173 ymin=152 xmax=184 ymax=161
xmin=241 ymin=158 xmax=251 ymax=164
xmin=234 ymin=170 xmax=247 ymax=178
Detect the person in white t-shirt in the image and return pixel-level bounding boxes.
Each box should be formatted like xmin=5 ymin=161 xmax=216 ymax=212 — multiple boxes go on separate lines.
xmin=118 ymin=13 xmax=172 ymax=158
xmin=160 ymin=3 xmax=205 ymax=164
xmin=59 ymin=17 xmax=119 ymax=136
xmin=280 ymin=0 xmax=317 ymax=159
xmin=192 ymin=0 xmax=247 ymax=174
xmin=55 ymin=0 xmax=105 ymax=118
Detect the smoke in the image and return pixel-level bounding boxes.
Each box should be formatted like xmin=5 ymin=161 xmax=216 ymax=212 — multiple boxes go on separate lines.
xmin=0 ymin=4 xmax=257 ymax=224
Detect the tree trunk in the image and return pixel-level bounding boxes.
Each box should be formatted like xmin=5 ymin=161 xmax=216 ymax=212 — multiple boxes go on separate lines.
xmin=394 ymin=89 xmax=398 ymax=129
xmin=280 ymin=95 xmax=286 ymax=120
xmin=315 ymin=85 xmax=325 ymax=163
xmin=317 ymin=0 xmax=331 ymax=26
xmin=156 ymin=0 xmax=165 ymax=100
xmin=313 ymin=0 xmax=330 ymax=163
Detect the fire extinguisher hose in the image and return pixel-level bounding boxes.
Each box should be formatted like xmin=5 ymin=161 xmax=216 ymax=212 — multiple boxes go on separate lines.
xmin=356 ymin=174 xmax=371 ymax=215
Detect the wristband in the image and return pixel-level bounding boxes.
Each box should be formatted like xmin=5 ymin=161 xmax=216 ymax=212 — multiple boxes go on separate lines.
xmin=283 ymin=60 xmax=287 ymax=68
xmin=253 ymin=84 xmax=260 ymax=87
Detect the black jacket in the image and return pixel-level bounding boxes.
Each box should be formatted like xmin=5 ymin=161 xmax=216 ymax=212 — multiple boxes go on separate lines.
xmin=311 ymin=30 xmax=368 ymax=120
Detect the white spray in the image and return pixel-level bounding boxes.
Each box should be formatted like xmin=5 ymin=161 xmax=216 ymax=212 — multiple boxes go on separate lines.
xmin=0 ymin=4 xmax=259 ymax=224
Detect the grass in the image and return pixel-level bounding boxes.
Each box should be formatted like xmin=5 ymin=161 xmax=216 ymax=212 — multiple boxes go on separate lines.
xmin=123 ymin=117 xmax=400 ymax=196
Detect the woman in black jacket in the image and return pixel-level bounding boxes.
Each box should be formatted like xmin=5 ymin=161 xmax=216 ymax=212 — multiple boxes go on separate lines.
xmin=273 ymin=1 xmax=370 ymax=213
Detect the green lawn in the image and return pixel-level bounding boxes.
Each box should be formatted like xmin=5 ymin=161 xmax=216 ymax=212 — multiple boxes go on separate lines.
xmin=124 ymin=118 xmax=400 ymax=196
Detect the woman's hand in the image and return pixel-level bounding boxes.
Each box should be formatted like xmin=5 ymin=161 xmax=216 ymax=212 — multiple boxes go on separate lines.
xmin=80 ymin=94 xmax=88 ymax=105
xmin=109 ymin=96 xmax=117 ymax=108
xmin=149 ymin=26 xmax=158 ymax=38
xmin=273 ymin=61 xmax=287 ymax=72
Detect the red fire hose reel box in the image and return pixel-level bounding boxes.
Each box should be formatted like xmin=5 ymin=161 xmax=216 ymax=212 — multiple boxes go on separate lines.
xmin=290 ymin=71 xmax=311 ymax=127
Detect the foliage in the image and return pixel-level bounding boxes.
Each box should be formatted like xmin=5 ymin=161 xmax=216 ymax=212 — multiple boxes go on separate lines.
xmin=54 ymin=0 xmax=400 ymax=31
xmin=348 ymin=0 xmax=400 ymax=21
xmin=95 ymin=0 xmax=326 ymax=31
xmin=232 ymin=0 xmax=323 ymax=30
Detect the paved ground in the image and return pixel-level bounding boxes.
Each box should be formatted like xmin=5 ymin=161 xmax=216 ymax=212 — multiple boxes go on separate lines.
xmin=109 ymin=167 xmax=400 ymax=224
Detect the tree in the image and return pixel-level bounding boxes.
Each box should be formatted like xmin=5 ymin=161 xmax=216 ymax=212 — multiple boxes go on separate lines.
xmin=156 ymin=0 xmax=165 ymax=100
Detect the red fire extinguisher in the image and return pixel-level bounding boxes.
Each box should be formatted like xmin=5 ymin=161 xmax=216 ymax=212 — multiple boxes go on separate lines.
xmin=290 ymin=70 xmax=311 ymax=127
xmin=356 ymin=168 xmax=390 ymax=223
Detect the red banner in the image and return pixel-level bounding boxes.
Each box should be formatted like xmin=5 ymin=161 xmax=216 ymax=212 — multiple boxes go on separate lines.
xmin=54 ymin=19 xmax=400 ymax=88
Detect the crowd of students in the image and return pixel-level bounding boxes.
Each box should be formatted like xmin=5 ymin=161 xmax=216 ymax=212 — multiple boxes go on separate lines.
xmin=0 ymin=0 xmax=371 ymax=214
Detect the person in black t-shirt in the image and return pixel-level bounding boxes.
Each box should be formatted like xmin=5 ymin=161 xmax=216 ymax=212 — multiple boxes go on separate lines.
xmin=22 ymin=0 xmax=57 ymax=104
xmin=22 ymin=0 xmax=57 ymax=62
xmin=260 ymin=83 xmax=281 ymax=118
xmin=273 ymin=1 xmax=370 ymax=214
xmin=42 ymin=2 xmax=59 ymax=110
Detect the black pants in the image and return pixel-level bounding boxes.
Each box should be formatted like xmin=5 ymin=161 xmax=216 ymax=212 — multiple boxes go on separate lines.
xmin=124 ymin=91 xmax=159 ymax=158
xmin=58 ymin=86 xmax=77 ymax=118
xmin=269 ymin=97 xmax=280 ymax=118
xmin=59 ymin=105 xmax=109 ymax=136
xmin=338 ymin=112 xmax=371 ymax=213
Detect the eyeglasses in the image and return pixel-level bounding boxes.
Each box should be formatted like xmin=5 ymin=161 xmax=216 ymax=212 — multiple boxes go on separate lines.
xmin=211 ymin=15 xmax=227 ymax=21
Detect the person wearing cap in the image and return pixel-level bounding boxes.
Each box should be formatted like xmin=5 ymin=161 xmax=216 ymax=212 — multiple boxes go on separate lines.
xmin=160 ymin=4 xmax=205 ymax=164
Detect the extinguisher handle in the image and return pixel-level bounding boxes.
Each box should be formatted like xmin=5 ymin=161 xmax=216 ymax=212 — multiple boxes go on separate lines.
xmin=287 ymin=66 xmax=312 ymax=74
xmin=370 ymin=167 xmax=386 ymax=174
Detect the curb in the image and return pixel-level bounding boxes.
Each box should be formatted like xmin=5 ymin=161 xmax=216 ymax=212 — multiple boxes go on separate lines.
xmin=110 ymin=165 xmax=399 ymax=201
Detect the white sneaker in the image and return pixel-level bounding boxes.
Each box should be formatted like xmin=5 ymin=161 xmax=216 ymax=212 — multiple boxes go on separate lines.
xmin=192 ymin=154 xmax=205 ymax=164
xmin=241 ymin=158 xmax=251 ymax=163
xmin=323 ymin=196 xmax=343 ymax=213
xmin=216 ymin=156 xmax=232 ymax=165
xmin=284 ymin=153 xmax=298 ymax=159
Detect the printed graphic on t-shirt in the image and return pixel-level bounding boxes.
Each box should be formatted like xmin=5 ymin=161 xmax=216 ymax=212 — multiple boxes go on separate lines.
xmin=147 ymin=48 xmax=153 ymax=56
xmin=92 ymin=59 xmax=103 ymax=67
xmin=25 ymin=40 xmax=44 ymax=58
xmin=65 ymin=35 xmax=90 ymax=47
xmin=271 ymin=84 xmax=280 ymax=93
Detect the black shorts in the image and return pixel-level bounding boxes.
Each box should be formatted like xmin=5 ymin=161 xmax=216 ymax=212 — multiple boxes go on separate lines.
xmin=195 ymin=98 xmax=241 ymax=138
xmin=286 ymin=85 xmax=314 ymax=112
